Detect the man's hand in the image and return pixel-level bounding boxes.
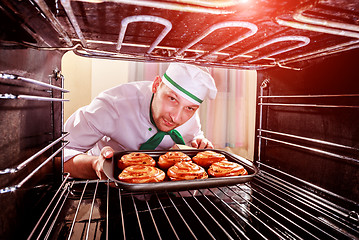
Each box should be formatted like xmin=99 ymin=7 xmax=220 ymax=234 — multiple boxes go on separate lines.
xmin=92 ymin=146 xmax=115 ymax=180
xmin=64 ymin=146 xmax=115 ymax=180
xmin=191 ymin=138 xmax=214 ymax=149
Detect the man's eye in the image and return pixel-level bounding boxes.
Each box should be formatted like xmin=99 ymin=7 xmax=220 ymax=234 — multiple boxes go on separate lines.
xmin=169 ymin=96 xmax=176 ymax=101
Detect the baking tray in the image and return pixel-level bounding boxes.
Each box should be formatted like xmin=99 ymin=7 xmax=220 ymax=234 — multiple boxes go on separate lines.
xmin=103 ymin=149 xmax=258 ymax=192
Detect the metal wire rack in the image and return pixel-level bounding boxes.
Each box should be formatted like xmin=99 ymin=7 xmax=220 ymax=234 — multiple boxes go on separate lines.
xmin=27 ymin=172 xmax=359 ymax=240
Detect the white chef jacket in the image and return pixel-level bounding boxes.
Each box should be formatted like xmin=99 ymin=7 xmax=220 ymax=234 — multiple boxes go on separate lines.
xmin=64 ymin=81 xmax=204 ymax=161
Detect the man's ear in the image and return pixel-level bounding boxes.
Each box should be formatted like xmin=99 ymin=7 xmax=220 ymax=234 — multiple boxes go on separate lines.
xmin=152 ymin=76 xmax=162 ymax=93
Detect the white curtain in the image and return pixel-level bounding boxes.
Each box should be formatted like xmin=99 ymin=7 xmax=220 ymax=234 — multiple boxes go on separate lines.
xmin=128 ymin=62 xmax=257 ymax=160
xmin=199 ymin=68 xmax=257 ymax=160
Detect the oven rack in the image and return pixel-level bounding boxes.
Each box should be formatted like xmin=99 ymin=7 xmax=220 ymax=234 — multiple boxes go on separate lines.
xmin=257 ymin=79 xmax=359 ymax=162
xmin=0 ymin=136 xmax=68 ymax=193
xmin=0 ymin=71 xmax=68 ymax=193
xmin=257 ymin=129 xmax=359 ymax=165
xmin=0 ymin=72 xmax=69 ymax=102
xmin=257 ymin=93 xmax=359 ymax=163
xmin=26 ymin=172 xmax=358 ymax=240
xmin=0 ymin=73 xmax=68 ymax=92
xmin=256 ymin=78 xmax=359 ymax=206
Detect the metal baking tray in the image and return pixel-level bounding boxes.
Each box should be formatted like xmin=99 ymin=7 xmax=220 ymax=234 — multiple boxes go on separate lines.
xmin=103 ymin=149 xmax=258 ymax=192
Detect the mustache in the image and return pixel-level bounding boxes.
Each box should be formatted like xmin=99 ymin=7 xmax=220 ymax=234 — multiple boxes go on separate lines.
xmin=164 ymin=117 xmax=177 ymax=125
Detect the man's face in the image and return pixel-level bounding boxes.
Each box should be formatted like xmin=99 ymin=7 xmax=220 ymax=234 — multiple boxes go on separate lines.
xmin=151 ymin=77 xmax=199 ymax=132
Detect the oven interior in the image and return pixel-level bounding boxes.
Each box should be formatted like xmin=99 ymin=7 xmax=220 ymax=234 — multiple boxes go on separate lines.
xmin=0 ymin=0 xmax=358 ymax=239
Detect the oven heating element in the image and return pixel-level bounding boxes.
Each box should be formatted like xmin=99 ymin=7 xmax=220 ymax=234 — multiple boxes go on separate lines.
xmin=5 ymin=0 xmax=359 ymax=70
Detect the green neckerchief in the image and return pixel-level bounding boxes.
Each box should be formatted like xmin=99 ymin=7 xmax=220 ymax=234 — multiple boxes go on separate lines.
xmin=139 ymin=94 xmax=185 ymax=150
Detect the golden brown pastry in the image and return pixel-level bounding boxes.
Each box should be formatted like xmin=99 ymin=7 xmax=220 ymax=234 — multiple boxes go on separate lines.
xmin=208 ymin=160 xmax=248 ymax=177
xmin=167 ymin=161 xmax=208 ymax=181
xmin=118 ymin=165 xmax=165 ymax=183
xmin=158 ymin=151 xmax=192 ymax=169
xmin=192 ymin=150 xmax=226 ymax=168
xmin=118 ymin=152 xmax=156 ymax=170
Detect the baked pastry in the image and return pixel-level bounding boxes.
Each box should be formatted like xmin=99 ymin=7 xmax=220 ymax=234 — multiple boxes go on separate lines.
xmin=192 ymin=150 xmax=226 ymax=168
xmin=118 ymin=165 xmax=165 ymax=183
xmin=158 ymin=151 xmax=192 ymax=169
xmin=167 ymin=161 xmax=208 ymax=181
xmin=208 ymin=160 xmax=248 ymax=177
xmin=118 ymin=152 xmax=156 ymax=170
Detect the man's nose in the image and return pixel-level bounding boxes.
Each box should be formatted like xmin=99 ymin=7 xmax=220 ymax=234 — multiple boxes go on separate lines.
xmin=170 ymin=108 xmax=182 ymax=123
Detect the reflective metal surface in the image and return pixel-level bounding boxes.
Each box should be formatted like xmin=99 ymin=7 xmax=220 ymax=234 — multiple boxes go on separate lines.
xmin=27 ymin=176 xmax=359 ymax=239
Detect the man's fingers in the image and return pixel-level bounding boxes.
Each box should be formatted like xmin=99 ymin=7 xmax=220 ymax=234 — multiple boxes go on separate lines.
xmin=206 ymin=142 xmax=214 ymax=149
xmin=194 ymin=138 xmax=214 ymax=149
xmin=198 ymin=140 xmax=208 ymax=149
xmin=204 ymin=140 xmax=214 ymax=149
xmin=191 ymin=139 xmax=199 ymax=148
xmin=101 ymin=146 xmax=115 ymax=158
xmin=94 ymin=146 xmax=115 ymax=180
xmin=98 ymin=171 xmax=108 ymax=180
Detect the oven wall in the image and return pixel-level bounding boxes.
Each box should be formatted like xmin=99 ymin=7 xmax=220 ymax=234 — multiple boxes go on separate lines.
xmin=256 ymin=49 xmax=359 ymax=203
xmin=0 ymin=47 xmax=64 ymax=238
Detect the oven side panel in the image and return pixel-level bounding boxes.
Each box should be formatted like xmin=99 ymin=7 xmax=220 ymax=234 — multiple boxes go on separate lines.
xmin=256 ymin=49 xmax=359 ymax=203
xmin=0 ymin=47 xmax=64 ymax=238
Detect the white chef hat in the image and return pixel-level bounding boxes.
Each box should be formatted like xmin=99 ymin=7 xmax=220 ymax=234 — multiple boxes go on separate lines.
xmin=161 ymin=63 xmax=217 ymax=105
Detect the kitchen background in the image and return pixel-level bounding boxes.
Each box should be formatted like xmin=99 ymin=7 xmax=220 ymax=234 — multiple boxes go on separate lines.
xmin=62 ymin=51 xmax=257 ymax=160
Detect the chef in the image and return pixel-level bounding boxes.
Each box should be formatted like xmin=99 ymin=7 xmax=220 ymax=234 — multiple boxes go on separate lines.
xmin=63 ymin=63 xmax=217 ymax=179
